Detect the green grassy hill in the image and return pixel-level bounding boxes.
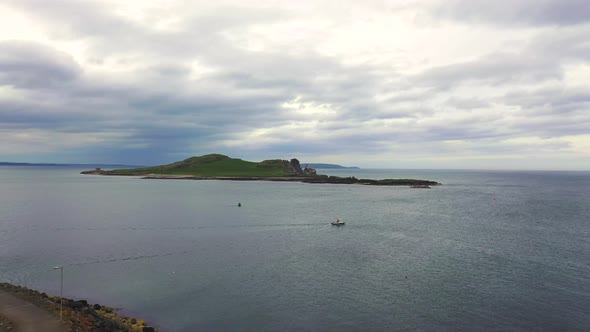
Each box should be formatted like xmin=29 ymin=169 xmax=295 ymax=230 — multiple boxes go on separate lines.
xmin=102 ymin=154 xmax=302 ymax=177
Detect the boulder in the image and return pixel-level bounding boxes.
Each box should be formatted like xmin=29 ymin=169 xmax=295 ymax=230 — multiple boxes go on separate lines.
xmin=70 ymin=300 xmax=86 ymax=309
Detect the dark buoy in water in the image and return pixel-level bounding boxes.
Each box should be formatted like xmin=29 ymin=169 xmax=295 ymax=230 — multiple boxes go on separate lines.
xmin=238 ymin=202 xmax=241 ymax=207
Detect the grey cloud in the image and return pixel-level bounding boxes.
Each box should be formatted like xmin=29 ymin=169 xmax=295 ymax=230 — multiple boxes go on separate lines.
xmin=512 ymin=115 xmax=590 ymax=138
xmin=503 ymin=87 xmax=590 ymax=112
xmin=445 ymin=97 xmax=490 ymax=109
xmin=412 ymin=52 xmax=561 ymax=89
xmin=5 ymin=0 xmax=143 ymax=41
xmin=252 ymin=133 xmax=395 ymax=156
xmin=422 ymin=125 xmax=509 ymax=142
xmin=0 ymin=94 xmax=108 ymax=131
xmin=381 ymin=88 xmax=435 ymax=104
xmin=6 ymin=0 xmax=285 ymax=61
xmin=0 ymin=41 xmax=81 ymax=88
xmin=6 ymin=0 xmax=385 ymax=121
xmin=497 ymin=86 xmax=590 ymax=137
xmin=530 ymin=25 xmax=590 ymax=62
xmin=433 ymin=0 xmax=590 ymax=26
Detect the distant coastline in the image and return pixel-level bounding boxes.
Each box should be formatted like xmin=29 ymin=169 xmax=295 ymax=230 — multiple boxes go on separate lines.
xmin=302 ymin=163 xmax=360 ymax=169
xmin=0 ymin=162 xmax=139 ymax=168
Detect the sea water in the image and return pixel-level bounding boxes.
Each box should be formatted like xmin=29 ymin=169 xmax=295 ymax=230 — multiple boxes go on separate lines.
xmin=0 ymin=166 xmax=589 ymax=331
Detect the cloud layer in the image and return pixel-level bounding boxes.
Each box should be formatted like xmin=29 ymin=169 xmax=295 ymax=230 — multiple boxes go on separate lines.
xmin=1 ymin=0 xmax=589 ymax=169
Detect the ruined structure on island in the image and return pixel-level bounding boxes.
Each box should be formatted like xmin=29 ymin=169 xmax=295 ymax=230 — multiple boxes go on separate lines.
xmin=303 ymin=164 xmax=317 ymax=175
xmin=289 ymin=159 xmax=316 ymax=175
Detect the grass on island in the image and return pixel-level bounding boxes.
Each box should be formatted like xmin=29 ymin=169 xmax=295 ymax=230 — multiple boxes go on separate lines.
xmin=105 ymin=154 xmax=298 ymax=177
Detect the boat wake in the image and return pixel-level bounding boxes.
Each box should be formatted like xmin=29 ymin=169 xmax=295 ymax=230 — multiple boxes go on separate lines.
xmin=65 ymin=250 xmax=190 ymax=267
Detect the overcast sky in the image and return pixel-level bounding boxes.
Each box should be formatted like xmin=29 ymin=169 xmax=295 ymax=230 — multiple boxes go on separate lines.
xmin=1 ymin=0 xmax=589 ymax=169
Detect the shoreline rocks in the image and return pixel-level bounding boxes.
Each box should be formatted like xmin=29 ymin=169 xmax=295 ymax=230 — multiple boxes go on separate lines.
xmin=0 ymin=283 xmax=158 ymax=332
xmin=82 ymin=172 xmax=442 ymax=187
xmin=0 ymin=315 xmax=15 ymax=332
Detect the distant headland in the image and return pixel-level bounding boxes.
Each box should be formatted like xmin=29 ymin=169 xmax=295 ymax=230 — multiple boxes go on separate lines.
xmin=303 ymin=163 xmax=360 ymax=169
xmin=81 ymin=154 xmax=440 ymax=187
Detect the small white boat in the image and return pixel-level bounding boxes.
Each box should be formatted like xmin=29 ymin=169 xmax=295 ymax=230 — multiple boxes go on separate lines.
xmin=331 ymin=218 xmax=345 ymax=226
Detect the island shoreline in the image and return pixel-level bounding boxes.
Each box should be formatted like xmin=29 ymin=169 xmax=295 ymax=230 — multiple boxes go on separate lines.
xmin=81 ymin=171 xmax=441 ymax=186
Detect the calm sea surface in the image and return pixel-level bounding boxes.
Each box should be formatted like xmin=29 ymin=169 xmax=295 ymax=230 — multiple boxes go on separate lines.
xmin=1 ymin=167 xmax=589 ymax=331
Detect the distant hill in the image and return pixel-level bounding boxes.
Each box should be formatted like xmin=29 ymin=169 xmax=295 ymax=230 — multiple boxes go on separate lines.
xmin=85 ymin=154 xmax=309 ymax=177
xmin=303 ymin=163 xmax=360 ymax=169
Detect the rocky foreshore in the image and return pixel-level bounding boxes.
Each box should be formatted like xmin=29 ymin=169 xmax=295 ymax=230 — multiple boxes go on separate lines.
xmin=0 ymin=315 xmax=14 ymax=332
xmin=0 ymin=283 xmax=157 ymax=332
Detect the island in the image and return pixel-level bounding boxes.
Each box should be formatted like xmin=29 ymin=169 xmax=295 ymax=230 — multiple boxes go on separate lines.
xmin=81 ymin=154 xmax=440 ymax=187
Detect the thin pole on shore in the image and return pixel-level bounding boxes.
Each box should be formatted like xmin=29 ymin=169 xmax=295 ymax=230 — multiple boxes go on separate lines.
xmin=53 ymin=266 xmax=63 ymax=321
